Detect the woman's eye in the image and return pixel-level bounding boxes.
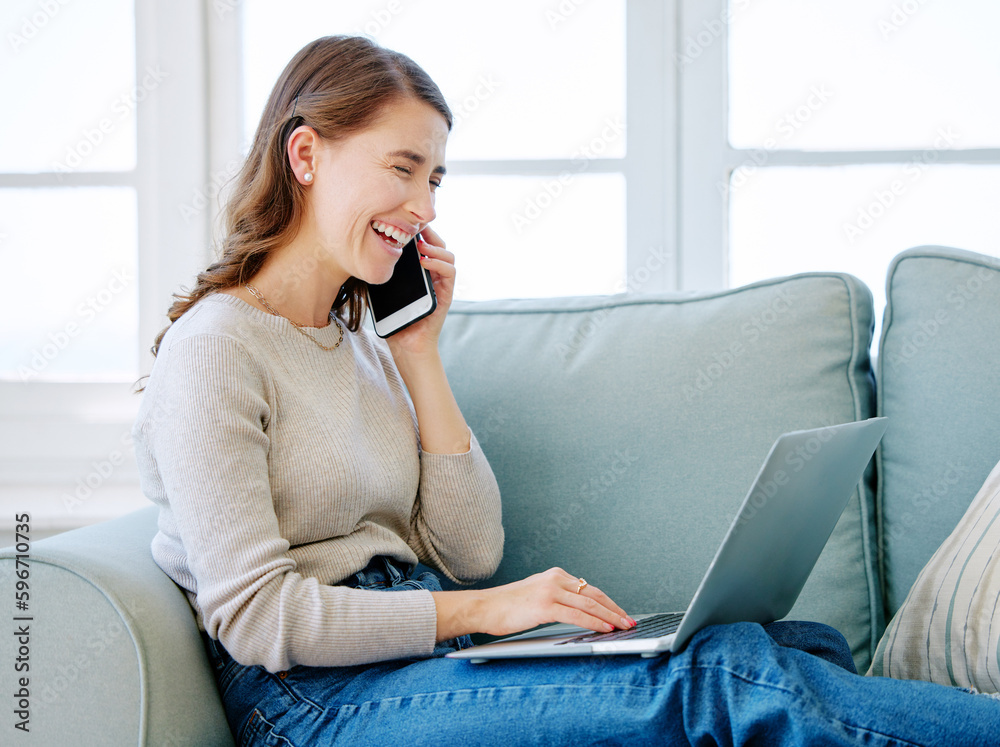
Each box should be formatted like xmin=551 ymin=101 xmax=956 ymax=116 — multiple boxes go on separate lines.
xmin=394 ymin=166 xmax=413 ymax=176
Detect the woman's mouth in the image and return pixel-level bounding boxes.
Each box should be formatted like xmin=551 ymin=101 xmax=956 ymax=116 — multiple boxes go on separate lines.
xmin=371 ymin=220 xmax=415 ymax=251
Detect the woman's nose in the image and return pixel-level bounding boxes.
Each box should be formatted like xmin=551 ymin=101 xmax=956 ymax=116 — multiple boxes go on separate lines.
xmin=407 ymin=186 xmax=436 ymax=224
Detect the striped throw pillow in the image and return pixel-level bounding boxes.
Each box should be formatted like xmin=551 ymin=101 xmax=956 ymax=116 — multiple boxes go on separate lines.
xmin=868 ymin=457 xmax=1000 ymax=691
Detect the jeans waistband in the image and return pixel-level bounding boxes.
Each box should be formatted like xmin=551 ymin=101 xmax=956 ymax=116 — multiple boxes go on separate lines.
xmin=338 ymin=556 xmax=445 ymax=594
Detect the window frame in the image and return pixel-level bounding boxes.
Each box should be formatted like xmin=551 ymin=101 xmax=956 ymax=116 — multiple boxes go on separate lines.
xmin=0 ymin=0 xmax=210 ymax=532
xmin=677 ymin=0 xmax=1000 ymax=290
xmin=219 ymin=0 xmax=679 ymax=295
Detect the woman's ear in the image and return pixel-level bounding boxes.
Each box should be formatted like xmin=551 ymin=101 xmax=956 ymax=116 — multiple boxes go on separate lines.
xmin=287 ymin=125 xmax=319 ymax=185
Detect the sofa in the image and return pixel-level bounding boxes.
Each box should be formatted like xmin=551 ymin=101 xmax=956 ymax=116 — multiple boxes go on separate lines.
xmin=3 ymin=245 xmax=999 ymax=745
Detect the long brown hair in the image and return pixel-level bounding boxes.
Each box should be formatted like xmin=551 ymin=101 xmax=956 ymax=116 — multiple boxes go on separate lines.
xmin=149 ymin=35 xmax=452 ymax=358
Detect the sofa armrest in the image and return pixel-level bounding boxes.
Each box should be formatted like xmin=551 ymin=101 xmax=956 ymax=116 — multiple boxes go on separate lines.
xmin=0 ymin=506 xmax=233 ymax=746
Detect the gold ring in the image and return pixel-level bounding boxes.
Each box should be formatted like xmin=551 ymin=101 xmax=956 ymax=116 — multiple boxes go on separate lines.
xmin=577 ymin=578 xmax=588 ymax=594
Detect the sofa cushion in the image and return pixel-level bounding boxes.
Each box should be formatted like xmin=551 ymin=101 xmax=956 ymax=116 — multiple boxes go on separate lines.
xmin=877 ymin=247 xmax=1000 ymax=618
xmin=439 ymin=273 xmax=879 ymax=670
xmin=0 ymin=507 xmax=234 ymax=746
xmin=869 ymin=457 xmax=1000 ymax=691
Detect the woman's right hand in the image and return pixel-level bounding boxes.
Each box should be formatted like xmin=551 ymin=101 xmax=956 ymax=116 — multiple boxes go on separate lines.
xmin=431 ymin=567 xmax=637 ymax=643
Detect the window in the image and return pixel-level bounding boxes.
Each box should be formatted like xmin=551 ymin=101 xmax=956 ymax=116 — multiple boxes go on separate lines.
xmin=681 ymin=0 xmax=1000 ymax=341
xmin=234 ymin=0 xmax=675 ymax=299
xmin=0 ymin=0 xmax=209 ymax=539
xmin=1 ymin=0 xmax=139 ymax=382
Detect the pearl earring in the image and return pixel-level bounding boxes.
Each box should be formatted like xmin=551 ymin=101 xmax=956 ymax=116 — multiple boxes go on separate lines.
xmin=303 ymin=172 xmax=313 ymax=183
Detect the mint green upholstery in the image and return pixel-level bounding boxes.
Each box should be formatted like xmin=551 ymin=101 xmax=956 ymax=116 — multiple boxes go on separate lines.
xmin=877 ymin=246 xmax=1000 ymax=616
xmin=0 ymin=508 xmax=233 ymax=746
xmin=6 ymin=248 xmax=1000 ymax=742
xmin=439 ymin=273 xmax=879 ymax=669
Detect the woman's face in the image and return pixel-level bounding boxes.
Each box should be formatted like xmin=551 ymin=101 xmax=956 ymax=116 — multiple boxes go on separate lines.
xmin=304 ymin=97 xmax=449 ymax=286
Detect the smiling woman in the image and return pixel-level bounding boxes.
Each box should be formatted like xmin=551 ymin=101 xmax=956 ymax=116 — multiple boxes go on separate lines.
xmin=235 ymin=95 xmax=447 ymax=320
xmin=147 ymin=36 xmax=453 ymax=352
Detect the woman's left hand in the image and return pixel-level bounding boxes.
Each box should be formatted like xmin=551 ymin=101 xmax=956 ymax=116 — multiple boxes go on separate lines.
xmin=385 ymin=225 xmax=453 ymax=359
xmin=383 ymin=226 xmax=470 ymax=455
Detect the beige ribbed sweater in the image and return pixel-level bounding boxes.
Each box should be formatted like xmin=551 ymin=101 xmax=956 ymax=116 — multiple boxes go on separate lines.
xmin=133 ymin=293 xmax=504 ymax=672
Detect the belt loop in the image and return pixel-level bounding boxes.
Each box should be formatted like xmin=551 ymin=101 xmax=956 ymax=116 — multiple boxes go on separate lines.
xmin=383 ymin=556 xmax=403 ymax=586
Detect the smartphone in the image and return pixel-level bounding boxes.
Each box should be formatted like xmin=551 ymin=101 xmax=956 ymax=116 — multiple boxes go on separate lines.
xmin=366 ymin=233 xmax=437 ymax=338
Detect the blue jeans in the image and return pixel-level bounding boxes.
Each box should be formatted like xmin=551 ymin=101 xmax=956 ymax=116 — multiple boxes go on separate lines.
xmin=203 ymin=558 xmax=1000 ymax=746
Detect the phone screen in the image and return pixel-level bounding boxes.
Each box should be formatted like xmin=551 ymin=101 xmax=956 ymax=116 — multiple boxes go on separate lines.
xmin=368 ymin=238 xmax=427 ymax=321
xmin=366 ymin=235 xmax=436 ymax=337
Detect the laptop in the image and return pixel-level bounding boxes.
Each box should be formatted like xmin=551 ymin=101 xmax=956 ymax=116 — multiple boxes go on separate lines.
xmin=447 ymin=417 xmax=888 ymax=663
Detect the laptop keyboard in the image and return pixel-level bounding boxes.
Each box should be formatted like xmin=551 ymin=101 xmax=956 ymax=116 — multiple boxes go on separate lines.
xmin=555 ymin=611 xmax=685 ymax=645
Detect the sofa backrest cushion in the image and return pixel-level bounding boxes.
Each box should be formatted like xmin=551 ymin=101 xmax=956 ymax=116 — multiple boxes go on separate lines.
xmin=877 ymin=246 xmax=1000 ymax=617
xmin=439 ymin=273 xmax=879 ymax=671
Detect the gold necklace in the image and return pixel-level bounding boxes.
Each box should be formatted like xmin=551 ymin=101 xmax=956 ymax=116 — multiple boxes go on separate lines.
xmin=245 ymin=284 xmax=344 ymax=351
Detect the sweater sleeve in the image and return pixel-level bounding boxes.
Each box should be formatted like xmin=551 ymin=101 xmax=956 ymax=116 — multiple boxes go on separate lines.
xmin=144 ymin=334 xmax=437 ymax=671
xmin=408 ymin=432 xmax=505 ymax=584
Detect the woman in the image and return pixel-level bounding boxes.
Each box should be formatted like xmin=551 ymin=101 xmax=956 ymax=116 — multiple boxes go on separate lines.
xmin=135 ymin=35 xmax=1000 ymax=745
